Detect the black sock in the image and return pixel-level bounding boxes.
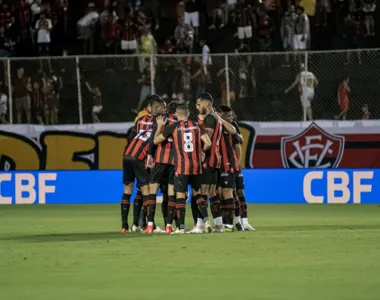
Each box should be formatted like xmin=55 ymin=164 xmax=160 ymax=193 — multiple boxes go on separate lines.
xmin=147 ymin=194 xmax=156 ymax=224
xmin=195 ymin=194 xmax=209 ymax=221
xmin=141 ymin=195 xmax=149 ymax=227
xmin=191 ymin=196 xmax=198 ymax=224
xmin=167 ymin=195 xmax=176 ymax=226
xmin=233 ymin=192 xmax=241 ymax=221
xmin=176 ymin=198 xmax=186 ymax=230
xmin=239 ymin=195 xmax=248 ymax=219
xmin=120 ymin=193 xmax=131 ymax=229
xmin=210 ymin=196 xmax=222 ymax=219
xmin=133 ymin=191 xmax=143 ymax=226
xmin=161 ymin=193 xmax=168 ymax=226
xmin=224 ymin=198 xmax=235 ymax=225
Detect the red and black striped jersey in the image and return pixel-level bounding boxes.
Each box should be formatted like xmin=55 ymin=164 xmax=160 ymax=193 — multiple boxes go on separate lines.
xmin=124 ymin=114 xmax=154 ymax=161
xmin=203 ymin=114 xmax=222 ymax=169
xmin=154 ymin=114 xmax=177 ymax=165
xmin=163 ymin=120 xmax=204 ymax=175
xmin=220 ymin=131 xmax=240 ymax=173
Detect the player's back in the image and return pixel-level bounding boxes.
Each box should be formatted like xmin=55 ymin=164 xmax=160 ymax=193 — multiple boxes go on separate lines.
xmin=201 ymin=114 xmax=222 ymax=169
xmin=155 ymin=114 xmax=177 ymax=164
xmin=220 ymin=130 xmax=240 ymax=173
xmin=172 ymin=120 xmax=203 ymax=175
xmin=124 ymin=114 xmax=154 ymax=160
xmin=300 ymin=71 xmax=315 ymax=91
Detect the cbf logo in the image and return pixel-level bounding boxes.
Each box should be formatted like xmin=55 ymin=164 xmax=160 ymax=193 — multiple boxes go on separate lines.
xmin=281 ymin=123 xmax=345 ymax=168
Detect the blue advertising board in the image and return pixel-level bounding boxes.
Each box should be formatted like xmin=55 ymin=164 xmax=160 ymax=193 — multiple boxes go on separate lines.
xmin=0 ymin=169 xmax=377 ymax=204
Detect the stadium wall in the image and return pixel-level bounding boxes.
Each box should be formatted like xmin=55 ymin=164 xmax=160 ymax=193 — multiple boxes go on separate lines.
xmin=1 ymin=120 xmax=380 ymax=204
xmin=2 ymin=120 xmax=380 ymax=170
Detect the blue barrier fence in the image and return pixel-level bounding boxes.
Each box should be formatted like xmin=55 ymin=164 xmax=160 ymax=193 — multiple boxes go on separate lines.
xmin=0 ymin=169 xmax=378 ymax=204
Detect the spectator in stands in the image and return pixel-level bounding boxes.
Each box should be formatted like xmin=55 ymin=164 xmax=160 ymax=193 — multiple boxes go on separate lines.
xmin=13 ymin=67 xmax=32 ymax=124
xmin=0 ymin=80 xmax=7 ymax=124
xmin=100 ymin=2 xmax=119 ymax=54
xmin=31 ymin=80 xmax=44 ymax=124
xmin=345 ymin=9 xmax=362 ymax=64
xmin=362 ymin=104 xmax=372 ymax=119
xmin=362 ymin=0 xmax=376 ymax=36
xmin=42 ymin=73 xmax=58 ymax=124
xmin=293 ymin=6 xmax=309 ymax=62
xmin=120 ymin=9 xmax=138 ymax=69
xmin=184 ymin=0 xmax=200 ymax=39
xmin=192 ymin=60 xmax=211 ymax=97
xmin=201 ymin=40 xmax=211 ymax=74
xmin=281 ymin=5 xmax=297 ymax=65
xmin=134 ymin=59 xmax=152 ymax=113
xmin=234 ymin=3 xmax=255 ymax=46
xmin=335 ymin=76 xmax=350 ymax=120
xmin=174 ymin=16 xmax=194 ymax=53
xmin=0 ymin=1 xmax=14 ymax=37
xmin=36 ymin=12 xmax=52 ymax=56
xmin=315 ymin=0 xmax=331 ymax=26
xmin=136 ymin=8 xmax=151 ymax=34
xmin=85 ymin=81 xmax=102 ymax=123
xmin=0 ymin=26 xmax=14 ymax=57
xmin=77 ymin=2 xmax=99 ymax=55
xmin=217 ymin=66 xmax=236 ymax=105
xmin=139 ymin=26 xmax=156 ymax=72
xmin=158 ymin=39 xmax=176 ymax=99
xmin=256 ymin=7 xmax=274 ymax=54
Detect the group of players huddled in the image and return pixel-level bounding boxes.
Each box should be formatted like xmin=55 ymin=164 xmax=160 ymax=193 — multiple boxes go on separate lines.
xmin=121 ymin=93 xmax=255 ymax=234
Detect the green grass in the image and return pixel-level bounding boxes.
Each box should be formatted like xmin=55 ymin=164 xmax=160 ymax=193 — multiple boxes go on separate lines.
xmin=1 ymin=205 xmax=380 ymax=300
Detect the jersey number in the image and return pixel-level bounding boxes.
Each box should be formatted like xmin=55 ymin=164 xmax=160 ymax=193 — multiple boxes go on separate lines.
xmin=135 ymin=129 xmax=151 ymax=142
xmin=183 ymin=132 xmax=194 ymax=153
xmin=306 ymin=77 xmax=314 ymax=88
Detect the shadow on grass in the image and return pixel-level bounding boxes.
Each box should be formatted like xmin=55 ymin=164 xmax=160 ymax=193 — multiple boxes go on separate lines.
xmin=2 ymin=231 xmax=171 ymax=243
xmin=3 ymin=223 xmax=380 ymax=243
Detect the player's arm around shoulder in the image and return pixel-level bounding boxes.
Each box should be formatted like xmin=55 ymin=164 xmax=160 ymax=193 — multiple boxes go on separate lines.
xmin=154 ymin=116 xmax=174 ymax=145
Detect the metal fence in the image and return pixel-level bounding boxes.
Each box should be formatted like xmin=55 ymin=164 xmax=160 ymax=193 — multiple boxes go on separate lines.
xmin=1 ymin=49 xmax=379 ymax=124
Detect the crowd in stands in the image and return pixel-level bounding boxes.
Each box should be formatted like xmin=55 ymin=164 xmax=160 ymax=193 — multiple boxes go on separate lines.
xmin=0 ymin=0 xmax=378 ymax=124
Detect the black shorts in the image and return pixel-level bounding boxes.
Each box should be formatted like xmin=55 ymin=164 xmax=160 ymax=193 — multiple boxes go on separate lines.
xmin=236 ymin=171 xmax=245 ymax=190
xmin=150 ymin=163 xmax=174 ymax=185
xmin=122 ymin=156 xmax=150 ymax=186
xmin=220 ymin=171 xmax=236 ymax=189
xmin=174 ymin=174 xmax=202 ymax=193
xmin=200 ymin=166 xmax=219 ymax=186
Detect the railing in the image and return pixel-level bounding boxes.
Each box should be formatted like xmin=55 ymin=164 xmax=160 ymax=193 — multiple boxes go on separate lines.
xmin=1 ymin=49 xmax=378 ymax=124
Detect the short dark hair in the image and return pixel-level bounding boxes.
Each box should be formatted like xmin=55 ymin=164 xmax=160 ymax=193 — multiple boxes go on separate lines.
xmin=167 ymin=100 xmax=179 ymax=114
xmin=197 ymin=92 xmax=214 ymax=104
xmin=176 ymin=103 xmax=189 ymax=114
xmin=296 ymin=6 xmax=304 ymax=12
xmin=218 ymin=104 xmax=233 ymax=113
xmin=147 ymin=94 xmax=165 ymax=106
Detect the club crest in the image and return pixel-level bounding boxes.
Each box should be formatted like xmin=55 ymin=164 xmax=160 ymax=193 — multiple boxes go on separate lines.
xmin=281 ymin=123 xmax=344 ymax=168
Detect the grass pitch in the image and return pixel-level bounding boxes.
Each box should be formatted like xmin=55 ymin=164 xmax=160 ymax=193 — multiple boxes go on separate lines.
xmin=1 ymin=204 xmax=380 ymax=300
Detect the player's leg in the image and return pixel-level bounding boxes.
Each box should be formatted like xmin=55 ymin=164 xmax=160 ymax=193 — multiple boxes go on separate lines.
xmin=209 ymin=168 xmax=223 ymax=228
xmin=147 ymin=163 xmax=165 ymax=233
xmin=190 ymin=174 xmax=212 ymax=233
xmin=133 ymin=159 xmax=153 ymax=233
xmin=233 ymin=189 xmax=244 ymax=231
xmin=121 ymin=156 xmax=135 ymax=233
xmin=132 ymin=187 xmax=143 ymax=232
xmin=165 ymin=167 xmax=176 ymax=233
xmin=191 ymin=195 xmax=198 ymax=227
xmin=236 ymin=171 xmax=255 ymax=231
xmin=220 ymin=171 xmax=236 ymax=232
xmin=161 ymin=184 xmax=169 ymax=226
xmin=172 ymin=174 xmax=189 ymax=234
